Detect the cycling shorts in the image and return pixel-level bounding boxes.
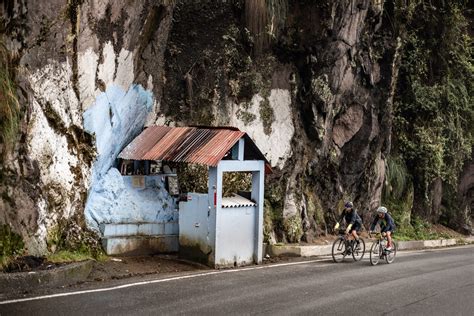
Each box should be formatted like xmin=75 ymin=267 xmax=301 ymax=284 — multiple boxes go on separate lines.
xmin=350 ymin=222 xmax=362 ymax=232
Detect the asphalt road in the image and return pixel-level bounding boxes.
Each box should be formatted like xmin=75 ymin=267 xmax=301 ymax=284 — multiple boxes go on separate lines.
xmin=1 ymin=245 xmax=473 ymax=315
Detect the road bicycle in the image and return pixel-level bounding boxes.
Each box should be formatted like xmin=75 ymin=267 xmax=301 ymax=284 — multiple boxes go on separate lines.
xmin=369 ymin=232 xmax=397 ymax=265
xmin=331 ymin=229 xmax=365 ymax=263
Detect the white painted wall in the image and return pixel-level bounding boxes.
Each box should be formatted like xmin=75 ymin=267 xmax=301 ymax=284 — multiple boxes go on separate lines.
xmin=230 ymin=89 xmax=294 ymax=169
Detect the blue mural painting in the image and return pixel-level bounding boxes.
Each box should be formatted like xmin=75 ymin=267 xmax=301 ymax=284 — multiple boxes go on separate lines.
xmin=83 ymin=84 xmax=176 ymax=230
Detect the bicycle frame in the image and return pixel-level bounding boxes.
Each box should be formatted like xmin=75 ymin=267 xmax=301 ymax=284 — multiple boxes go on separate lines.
xmin=332 ymin=229 xmax=365 ymax=263
xmin=369 ymin=232 xmax=396 ymax=265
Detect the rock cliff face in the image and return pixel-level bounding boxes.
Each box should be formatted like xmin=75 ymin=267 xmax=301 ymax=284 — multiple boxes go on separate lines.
xmin=0 ymin=0 xmax=471 ymax=253
xmin=1 ymin=0 xmax=176 ymax=254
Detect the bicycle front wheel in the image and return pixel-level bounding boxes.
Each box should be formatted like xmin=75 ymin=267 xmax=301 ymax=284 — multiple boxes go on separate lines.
xmin=352 ymin=239 xmax=365 ymax=261
xmin=332 ymin=238 xmax=347 ymax=263
xmin=385 ymin=241 xmax=397 ymax=264
xmin=369 ymin=241 xmax=381 ymax=266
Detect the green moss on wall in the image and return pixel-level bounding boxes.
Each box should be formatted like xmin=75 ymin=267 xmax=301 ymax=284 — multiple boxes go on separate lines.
xmin=263 ymin=178 xmax=287 ymax=242
xmin=236 ymin=106 xmax=257 ymax=125
xmin=0 ymin=224 xmax=24 ymax=266
xmin=304 ymin=187 xmax=326 ymax=234
xmin=284 ymin=215 xmax=303 ymax=243
xmin=46 ymin=220 xmax=103 ymax=259
xmin=311 ymin=75 xmax=332 ymax=104
xmin=263 ymin=199 xmax=275 ymax=243
xmin=259 ymin=95 xmax=274 ymax=135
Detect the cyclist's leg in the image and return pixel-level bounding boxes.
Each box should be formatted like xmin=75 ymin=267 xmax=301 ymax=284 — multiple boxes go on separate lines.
xmin=351 ymin=224 xmax=361 ymax=247
xmin=351 ymin=229 xmax=359 ymax=240
xmin=386 ymin=231 xmax=393 ymax=248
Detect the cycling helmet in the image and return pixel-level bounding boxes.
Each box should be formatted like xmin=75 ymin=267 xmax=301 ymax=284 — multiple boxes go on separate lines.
xmin=344 ymin=201 xmax=353 ymax=209
xmin=377 ymin=206 xmax=388 ymax=214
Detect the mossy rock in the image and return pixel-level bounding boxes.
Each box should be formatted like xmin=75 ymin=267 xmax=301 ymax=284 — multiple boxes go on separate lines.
xmin=259 ymin=96 xmax=274 ymax=135
xmin=284 ymin=215 xmax=303 ymax=243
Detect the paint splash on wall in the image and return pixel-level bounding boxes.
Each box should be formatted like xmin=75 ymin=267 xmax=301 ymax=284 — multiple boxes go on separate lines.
xmin=83 ymin=84 xmax=176 ymax=230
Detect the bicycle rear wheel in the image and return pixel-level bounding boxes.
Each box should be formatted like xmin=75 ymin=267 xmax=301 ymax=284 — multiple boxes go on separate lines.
xmin=369 ymin=241 xmax=381 ymax=266
xmin=385 ymin=241 xmax=397 ymax=264
xmin=332 ymin=238 xmax=347 ymax=263
xmin=352 ymin=239 xmax=365 ymax=261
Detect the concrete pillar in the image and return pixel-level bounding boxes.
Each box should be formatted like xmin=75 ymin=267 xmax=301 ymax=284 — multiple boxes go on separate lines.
xmin=238 ymin=138 xmax=244 ymax=161
xmin=252 ymin=165 xmax=264 ymax=264
xmin=208 ymin=166 xmax=223 ymax=266
xmin=231 ymin=138 xmax=245 ymax=161
xmin=208 ymin=167 xmax=217 ymax=211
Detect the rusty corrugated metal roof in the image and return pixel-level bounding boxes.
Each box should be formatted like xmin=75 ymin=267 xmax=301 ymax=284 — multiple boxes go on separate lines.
xmin=119 ymin=126 xmax=171 ymax=160
xmin=118 ymin=126 xmax=271 ymax=170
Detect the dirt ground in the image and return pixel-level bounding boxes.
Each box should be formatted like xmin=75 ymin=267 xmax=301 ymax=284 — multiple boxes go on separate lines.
xmin=87 ymin=254 xmax=207 ymax=282
xmin=429 ymin=224 xmax=466 ymax=239
xmin=2 ymin=256 xmax=66 ymax=273
xmin=88 ymin=253 xmax=300 ymax=281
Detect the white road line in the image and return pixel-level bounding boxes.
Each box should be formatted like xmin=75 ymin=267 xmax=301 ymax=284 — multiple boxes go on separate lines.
xmin=0 ymin=259 xmax=331 ymax=305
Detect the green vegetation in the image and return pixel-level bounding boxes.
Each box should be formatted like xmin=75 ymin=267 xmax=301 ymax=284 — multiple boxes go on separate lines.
xmin=222 ymin=172 xmax=252 ymax=197
xmin=176 ymin=164 xmax=209 ymax=193
xmin=263 ymin=179 xmax=287 ymax=243
xmin=46 ymin=221 xmax=104 ymax=260
xmin=383 ymin=156 xmax=410 ymax=202
xmin=382 ymin=156 xmax=413 ymax=228
xmin=284 ymin=214 xmax=303 ymax=243
xmin=304 ymin=188 xmax=325 ymax=231
xmin=0 ymin=39 xmax=20 ymax=154
xmin=0 ymin=224 xmax=24 ymax=269
xmin=383 ymin=157 xmax=463 ymax=241
xmin=47 ymin=250 xmax=107 ymax=263
xmin=259 ymin=95 xmax=274 ymax=135
xmin=236 ymin=108 xmax=257 ymax=125
xmin=388 ymin=1 xmax=473 ymax=222
xmin=263 ymin=199 xmax=276 ymax=242
xmin=311 ymin=75 xmax=333 ymax=105
xmin=394 ymin=217 xmax=455 ymax=241
xmin=222 ymin=22 xmax=277 ymax=132
xmin=176 ymin=164 xmax=252 ymax=197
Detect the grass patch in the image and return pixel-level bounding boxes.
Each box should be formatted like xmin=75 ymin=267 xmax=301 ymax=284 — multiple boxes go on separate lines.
xmin=0 ymin=255 xmax=13 ymax=271
xmin=45 ymin=220 xmax=106 ymax=262
xmin=0 ymin=224 xmax=24 ymax=257
xmin=47 ymin=250 xmax=108 ymax=263
xmin=0 ymin=224 xmax=24 ymax=271
xmin=393 ymin=217 xmax=458 ymax=241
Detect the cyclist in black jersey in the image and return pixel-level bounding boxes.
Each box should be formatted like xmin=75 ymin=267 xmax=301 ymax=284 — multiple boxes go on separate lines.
xmin=334 ymin=201 xmax=363 ymax=249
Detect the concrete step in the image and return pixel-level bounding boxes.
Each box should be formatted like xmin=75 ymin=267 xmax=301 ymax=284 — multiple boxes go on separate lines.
xmin=102 ymin=235 xmax=178 ymax=256
xmin=100 ymin=222 xmax=179 ymax=237
xmin=267 ymin=238 xmax=463 ymax=258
